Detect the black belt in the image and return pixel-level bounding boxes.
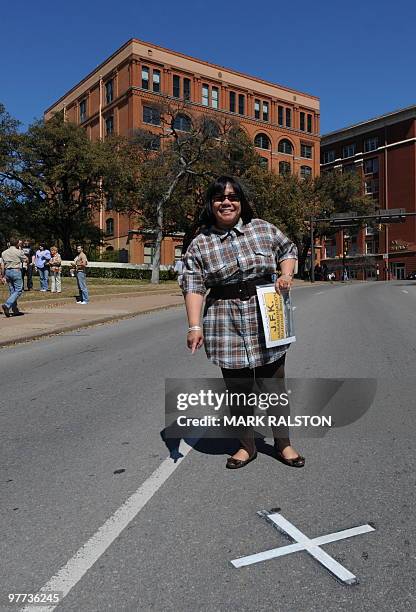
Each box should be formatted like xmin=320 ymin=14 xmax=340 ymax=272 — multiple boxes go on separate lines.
xmin=209 ymin=276 xmax=273 ymax=301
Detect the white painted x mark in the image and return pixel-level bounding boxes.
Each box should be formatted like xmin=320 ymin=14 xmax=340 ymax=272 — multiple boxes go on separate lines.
xmin=231 ymin=511 xmax=375 ymax=585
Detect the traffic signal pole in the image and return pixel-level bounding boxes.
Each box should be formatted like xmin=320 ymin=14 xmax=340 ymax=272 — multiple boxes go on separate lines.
xmin=310 ymin=209 xmax=416 ymax=283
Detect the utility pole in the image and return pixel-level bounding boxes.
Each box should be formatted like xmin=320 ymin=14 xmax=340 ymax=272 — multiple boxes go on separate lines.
xmin=310 ymin=216 xmax=315 ymax=282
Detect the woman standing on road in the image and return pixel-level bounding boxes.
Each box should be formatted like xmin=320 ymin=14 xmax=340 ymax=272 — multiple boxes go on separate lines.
xmin=181 ymin=176 xmax=305 ymax=470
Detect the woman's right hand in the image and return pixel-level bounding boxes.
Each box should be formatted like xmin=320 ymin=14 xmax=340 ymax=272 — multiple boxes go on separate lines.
xmin=187 ymin=330 xmax=204 ymax=354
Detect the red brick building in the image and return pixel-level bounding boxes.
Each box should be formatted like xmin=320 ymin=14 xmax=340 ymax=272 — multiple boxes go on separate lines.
xmin=45 ymin=38 xmax=320 ymax=264
xmin=321 ymin=105 xmax=416 ymax=280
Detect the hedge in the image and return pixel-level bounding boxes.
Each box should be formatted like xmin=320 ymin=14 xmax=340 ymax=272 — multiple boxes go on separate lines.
xmin=60 ymin=265 xmax=176 ymax=281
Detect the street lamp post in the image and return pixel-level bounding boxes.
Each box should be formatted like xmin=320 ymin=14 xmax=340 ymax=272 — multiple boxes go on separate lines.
xmin=310 ymin=216 xmax=315 ymax=283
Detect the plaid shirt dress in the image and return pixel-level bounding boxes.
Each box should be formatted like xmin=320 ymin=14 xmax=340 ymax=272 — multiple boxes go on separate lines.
xmin=182 ymin=218 xmax=298 ymax=369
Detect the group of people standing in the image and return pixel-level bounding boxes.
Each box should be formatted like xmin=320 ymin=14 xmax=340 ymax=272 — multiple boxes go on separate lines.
xmin=20 ymin=242 xmax=63 ymax=293
xmin=1 ymin=240 xmax=89 ymax=317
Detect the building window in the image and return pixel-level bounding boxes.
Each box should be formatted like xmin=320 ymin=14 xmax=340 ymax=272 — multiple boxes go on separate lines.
xmin=301 ymin=144 xmax=312 ymax=159
xmin=300 ymin=112 xmax=305 ymax=131
xmin=79 ymin=99 xmax=87 ymax=123
xmin=262 ymin=101 xmax=269 ymax=122
xmin=343 ymin=164 xmax=355 ymax=173
xmin=286 ymin=108 xmax=292 ymax=127
xmin=202 ymin=84 xmax=209 ymax=106
xmin=254 ymin=99 xmax=260 ymax=119
xmin=173 ymin=113 xmax=192 ymax=132
xmin=105 ymin=196 xmax=114 ymax=211
xmin=144 ymin=134 xmax=160 ymax=151
xmin=364 ymin=157 xmax=379 ymax=174
xmin=105 ymin=116 xmax=114 ymax=135
xmin=365 ymin=239 xmax=376 ymax=254
xmin=278 ymin=138 xmax=293 ymax=154
xmin=143 ymin=242 xmax=155 ymax=264
xmin=173 ymin=75 xmax=181 ymax=98
xmin=364 ymin=136 xmax=379 ymax=152
xmin=143 ymin=106 xmax=161 ymax=125
xmin=279 ymin=161 xmax=291 ymax=175
xmin=342 ymin=143 xmax=356 ymax=158
xmin=211 ymin=86 xmax=219 ymax=109
xmin=184 ymin=78 xmax=191 ymax=101
xmin=259 ymin=156 xmax=269 ymax=168
xmin=325 ymin=240 xmax=337 ymax=258
xmin=204 ymin=119 xmax=220 ymax=138
xmin=152 ymin=69 xmax=160 ymax=93
xmin=142 ymin=66 xmax=149 ymax=90
xmin=229 ymin=91 xmax=236 ymax=113
xmin=300 ymin=165 xmax=312 ymax=179
xmin=322 ymin=150 xmax=335 ymax=164
xmin=254 ymin=133 xmax=271 ymax=150
xmin=106 ymin=218 xmax=114 ymax=235
xmin=174 ymin=245 xmax=182 ymax=261
xmin=307 ymin=114 xmax=313 ymax=133
xmin=238 ymin=94 xmax=245 ymax=115
xmin=365 ymin=179 xmax=379 ymax=194
xmin=105 ymin=80 xmax=113 ymax=105
xmin=278 ymin=105 xmax=284 ymax=126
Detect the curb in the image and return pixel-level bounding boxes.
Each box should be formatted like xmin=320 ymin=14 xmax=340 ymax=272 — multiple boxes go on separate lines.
xmin=16 ymin=288 xmax=182 ymax=310
xmin=0 ymin=301 xmax=183 ymax=349
xmin=0 ymin=282 xmax=330 ymax=349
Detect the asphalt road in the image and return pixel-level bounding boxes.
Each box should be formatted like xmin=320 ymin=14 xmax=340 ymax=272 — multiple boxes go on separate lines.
xmin=1 ymin=281 xmax=415 ymax=612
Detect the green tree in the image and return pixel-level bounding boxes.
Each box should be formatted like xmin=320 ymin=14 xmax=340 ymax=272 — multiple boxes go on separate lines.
xmin=0 ymin=110 xmax=108 ymax=258
xmin=0 ymin=103 xmax=22 ymax=247
xmin=105 ymin=105 xmax=265 ymax=283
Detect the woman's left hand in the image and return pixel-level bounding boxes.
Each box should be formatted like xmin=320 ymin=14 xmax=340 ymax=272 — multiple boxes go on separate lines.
xmin=275 ymin=274 xmax=293 ymax=293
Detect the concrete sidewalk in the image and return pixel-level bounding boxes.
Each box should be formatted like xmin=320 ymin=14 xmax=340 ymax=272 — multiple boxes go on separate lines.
xmin=0 ymin=290 xmax=184 ymax=347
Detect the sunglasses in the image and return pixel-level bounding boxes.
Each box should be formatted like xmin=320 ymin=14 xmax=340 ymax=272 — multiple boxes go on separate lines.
xmin=213 ymin=194 xmax=240 ymax=203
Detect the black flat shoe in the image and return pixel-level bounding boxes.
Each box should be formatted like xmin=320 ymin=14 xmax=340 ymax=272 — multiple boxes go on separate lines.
xmin=226 ymin=451 xmax=257 ymax=469
xmin=275 ymin=448 xmax=305 ymax=468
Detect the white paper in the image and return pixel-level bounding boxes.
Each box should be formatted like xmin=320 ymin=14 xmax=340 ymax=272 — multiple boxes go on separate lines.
xmin=256 ymin=284 xmax=296 ymax=348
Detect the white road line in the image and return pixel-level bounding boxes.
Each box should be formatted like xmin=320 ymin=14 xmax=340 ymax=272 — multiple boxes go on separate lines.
xmin=316 ymin=291 xmax=324 ymax=295
xmin=401 ymin=290 xmax=409 ymax=294
xmin=21 ymin=444 xmax=193 ymax=612
xmin=231 ymin=512 xmax=375 ymax=585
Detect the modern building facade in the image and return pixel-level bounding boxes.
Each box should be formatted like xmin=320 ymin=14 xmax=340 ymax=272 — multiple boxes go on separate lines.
xmin=321 ymin=106 xmax=416 ymax=280
xmin=45 ymin=38 xmax=320 ymax=264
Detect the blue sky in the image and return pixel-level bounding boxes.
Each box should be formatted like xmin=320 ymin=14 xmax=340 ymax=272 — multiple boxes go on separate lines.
xmin=2 ymin=0 xmax=415 ymax=134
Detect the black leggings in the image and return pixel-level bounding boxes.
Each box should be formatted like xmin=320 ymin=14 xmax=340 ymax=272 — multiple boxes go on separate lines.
xmin=221 ymin=355 xmax=289 ymax=455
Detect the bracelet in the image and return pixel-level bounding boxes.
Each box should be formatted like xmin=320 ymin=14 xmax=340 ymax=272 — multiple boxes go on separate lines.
xmin=188 ymin=325 xmax=202 ymax=332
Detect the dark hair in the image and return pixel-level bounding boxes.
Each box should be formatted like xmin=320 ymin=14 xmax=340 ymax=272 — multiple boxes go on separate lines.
xmin=9 ymin=237 xmax=20 ymax=247
xmin=199 ymin=176 xmax=254 ymax=227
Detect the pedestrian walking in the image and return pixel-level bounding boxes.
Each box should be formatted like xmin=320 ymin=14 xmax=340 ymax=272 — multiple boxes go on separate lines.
xmin=71 ymin=245 xmax=89 ymax=304
xmin=181 ymin=176 xmax=304 ymax=470
xmin=34 ymin=243 xmax=51 ymax=291
xmin=174 ymin=257 xmax=184 ymax=287
xmin=1 ymin=237 xmax=27 ymax=317
xmin=49 ymin=246 xmax=62 ymax=293
xmin=21 ymin=240 xmax=35 ymax=290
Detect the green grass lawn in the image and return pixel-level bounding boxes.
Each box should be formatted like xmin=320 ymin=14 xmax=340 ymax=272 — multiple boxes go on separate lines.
xmin=1 ymin=277 xmax=179 ymax=303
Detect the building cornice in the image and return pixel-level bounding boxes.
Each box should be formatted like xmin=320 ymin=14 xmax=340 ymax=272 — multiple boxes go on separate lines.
xmin=45 ymin=38 xmax=319 ymax=118
xmin=322 ymin=105 xmax=416 ymax=146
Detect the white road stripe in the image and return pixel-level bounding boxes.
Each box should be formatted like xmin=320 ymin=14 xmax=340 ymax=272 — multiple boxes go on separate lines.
xmin=401 ymin=290 xmax=409 ymax=294
xmin=21 ymin=444 xmax=192 ymax=612
xmin=231 ymin=516 xmax=375 ymax=580
xmin=316 ymin=291 xmax=324 ymax=295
